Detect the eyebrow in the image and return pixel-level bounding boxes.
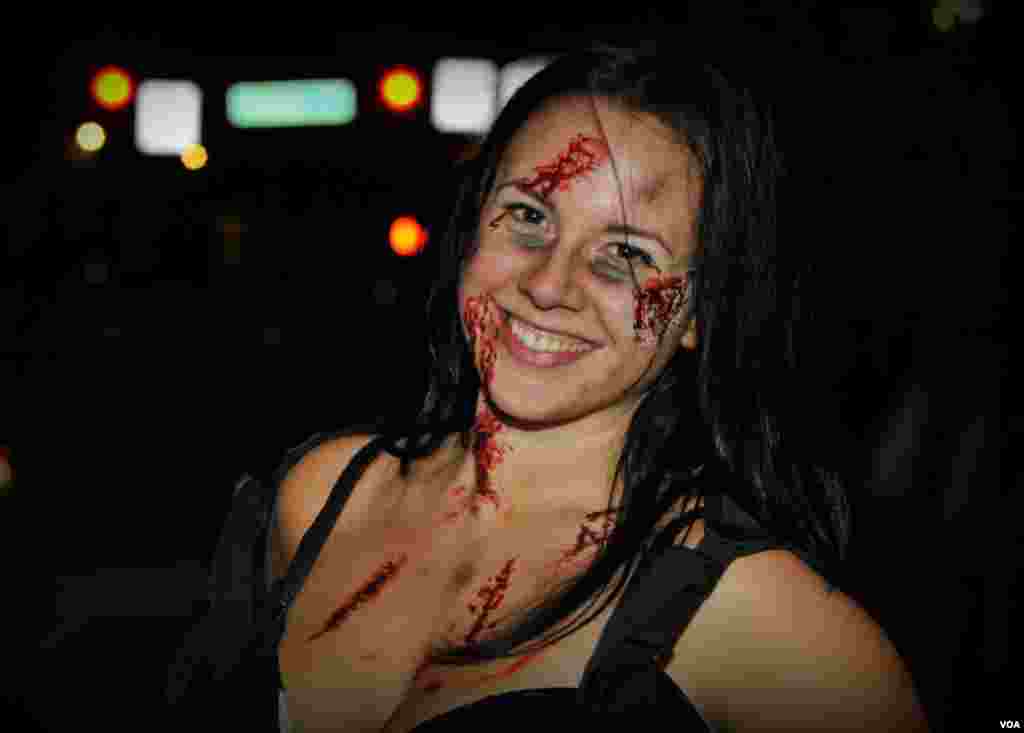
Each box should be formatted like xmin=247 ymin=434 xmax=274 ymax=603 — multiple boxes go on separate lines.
xmin=494 ymin=180 xmax=674 ymax=258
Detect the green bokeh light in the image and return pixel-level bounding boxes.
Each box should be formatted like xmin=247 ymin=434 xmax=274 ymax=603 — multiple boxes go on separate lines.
xmin=226 ymin=79 xmax=357 ymax=128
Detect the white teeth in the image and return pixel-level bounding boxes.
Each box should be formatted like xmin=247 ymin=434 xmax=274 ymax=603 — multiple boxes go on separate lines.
xmin=510 ymin=317 xmax=591 ymax=353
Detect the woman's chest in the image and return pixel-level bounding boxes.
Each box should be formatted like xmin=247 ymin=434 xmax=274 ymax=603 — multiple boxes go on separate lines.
xmin=278 ymin=480 xmax=625 ymax=731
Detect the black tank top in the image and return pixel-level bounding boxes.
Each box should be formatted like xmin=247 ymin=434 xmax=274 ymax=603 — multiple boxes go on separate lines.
xmin=166 ymin=430 xmax=825 ymax=731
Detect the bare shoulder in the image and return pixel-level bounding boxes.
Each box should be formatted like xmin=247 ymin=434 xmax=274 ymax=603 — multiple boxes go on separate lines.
xmin=669 ymin=550 xmax=930 ymax=732
xmin=270 ymin=432 xmax=389 ymax=580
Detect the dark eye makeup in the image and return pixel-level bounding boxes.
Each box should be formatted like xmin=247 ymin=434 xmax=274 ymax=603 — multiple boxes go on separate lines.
xmin=493 ymin=201 xmax=657 ymax=268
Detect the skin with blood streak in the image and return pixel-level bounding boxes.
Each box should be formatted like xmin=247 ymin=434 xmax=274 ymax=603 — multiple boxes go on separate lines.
xmin=463 ymin=294 xmax=503 ymax=389
xmin=415 ymin=508 xmax=620 ymax=693
xmin=460 ymin=294 xmax=511 ymax=515
xmin=464 ymin=557 xmax=518 ymax=644
xmin=470 ymin=405 xmax=507 ymax=513
xmin=556 ymin=508 xmax=618 ymax=572
xmin=415 ymin=557 xmax=525 ymax=693
xmin=437 ymin=403 xmax=510 ymax=523
xmin=489 ymin=133 xmax=610 ymax=229
xmin=420 ymin=149 xmax=645 ymax=691
xmin=633 ymin=273 xmax=689 ymax=347
xmin=308 ymin=554 xmax=409 ymax=641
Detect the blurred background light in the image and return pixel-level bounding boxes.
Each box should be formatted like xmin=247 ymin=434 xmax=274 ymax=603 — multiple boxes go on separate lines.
xmin=498 ymin=57 xmax=551 ymax=114
xmin=380 ymin=66 xmax=424 ymax=113
xmin=75 ymin=122 xmax=106 ymax=153
xmin=933 ymin=0 xmax=958 ymax=31
xmin=430 ymin=58 xmax=498 ymax=134
xmin=90 ymin=65 xmax=135 ymax=111
xmin=226 ymin=79 xmax=357 ymax=128
xmin=958 ymin=0 xmax=985 ymax=23
xmin=932 ymin=0 xmax=986 ymax=31
xmin=180 ymin=143 xmax=208 ymax=170
xmin=389 ymin=215 xmax=428 ymax=256
xmin=135 ymin=79 xmax=203 ymax=155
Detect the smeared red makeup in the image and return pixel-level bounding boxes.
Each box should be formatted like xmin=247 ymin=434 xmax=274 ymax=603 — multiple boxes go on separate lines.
xmin=489 ymin=133 xmax=610 ymax=229
xmin=308 ymin=554 xmax=409 ymax=641
xmin=633 ymin=272 xmax=691 ymax=347
xmin=470 ymin=404 xmax=507 ymax=513
xmin=463 ymin=294 xmax=503 ymax=387
xmin=463 ymin=557 xmax=518 ymax=644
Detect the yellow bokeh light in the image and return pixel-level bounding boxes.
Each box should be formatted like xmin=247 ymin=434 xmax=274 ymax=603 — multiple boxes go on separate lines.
xmin=76 ymin=122 xmax=106 ymax=152
xmin=389 ymin=216 xmax=427 ymax=256
xmin=380 ymin=68 xmax=422 ymax=112
xmin=181 ymin=143 xmax=208 ymax=170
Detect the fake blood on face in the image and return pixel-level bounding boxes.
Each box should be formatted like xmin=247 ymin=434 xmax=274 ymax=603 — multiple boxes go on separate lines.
xmin=463 ymin=294 xmax=502 ymax=388
xmin=633 ymin=273 xmax=689 ymax=347
xmin=489 ymin=133 xmax=610 ymax=229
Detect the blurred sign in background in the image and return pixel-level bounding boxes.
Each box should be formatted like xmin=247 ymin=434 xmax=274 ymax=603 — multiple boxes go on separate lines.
xmin=2 ymin=5 xmax=1017 ymax=731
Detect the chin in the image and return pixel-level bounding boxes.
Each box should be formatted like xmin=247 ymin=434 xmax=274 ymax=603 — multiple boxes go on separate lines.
xmin=485 ymin=375 xmax=623 ymax=431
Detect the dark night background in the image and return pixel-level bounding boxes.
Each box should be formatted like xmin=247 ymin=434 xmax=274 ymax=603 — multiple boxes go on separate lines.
xmin=2 ymin=4 xmax=1018 ymax=731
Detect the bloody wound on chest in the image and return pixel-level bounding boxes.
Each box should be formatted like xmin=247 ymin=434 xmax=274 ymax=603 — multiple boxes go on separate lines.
xmin=308 ymin=554 xmax=410 ymax=641
xmin=464 ymin=557 xmax=517 ymax=644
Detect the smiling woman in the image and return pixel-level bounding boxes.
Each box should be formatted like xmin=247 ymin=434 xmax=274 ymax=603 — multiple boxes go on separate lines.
xmin=166 ymin=41 xmax=930 ymax=732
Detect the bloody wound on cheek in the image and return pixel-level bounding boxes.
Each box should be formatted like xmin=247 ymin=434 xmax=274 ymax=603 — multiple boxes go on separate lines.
xmin=463 ymin=295 xmax=502 ymax=387
xmin=633 ymin=274 xmax=689 ymax=346
xmin=308 ymin=554 xmax=410 ymax=641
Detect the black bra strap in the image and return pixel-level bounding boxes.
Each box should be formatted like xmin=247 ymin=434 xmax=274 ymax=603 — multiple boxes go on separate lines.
xmin=268 ymin=434 xmax=390 ymax=619
xmin=165 ymin=431 xmax=390 ymax=708
xmin=580 ymin=492 xmax=783 ymax=706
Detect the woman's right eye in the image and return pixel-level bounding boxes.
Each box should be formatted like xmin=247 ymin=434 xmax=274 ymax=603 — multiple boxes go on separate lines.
xmin=504 ymin=202 xmax=546 ymax=228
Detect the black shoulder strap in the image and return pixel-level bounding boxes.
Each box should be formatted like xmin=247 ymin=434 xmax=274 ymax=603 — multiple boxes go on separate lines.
xmin=579 ymin=491 xmax=783 ymax=712
xmin=165 ymin=431 xmax=389 ymax=711
xmin=267 ymin=433 xmax=390 ymax=619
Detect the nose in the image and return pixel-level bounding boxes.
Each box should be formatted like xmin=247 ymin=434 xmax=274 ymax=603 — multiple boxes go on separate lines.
xmin=517 ymin=245 xmax=587 ymax=312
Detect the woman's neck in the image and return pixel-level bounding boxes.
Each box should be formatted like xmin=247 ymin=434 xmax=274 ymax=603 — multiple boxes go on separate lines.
xmin=443 ymin=393 xmax=636 ymax=523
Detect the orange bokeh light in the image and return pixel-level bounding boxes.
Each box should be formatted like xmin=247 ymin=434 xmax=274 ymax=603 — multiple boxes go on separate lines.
xmin=389 ymin=216 xmax=428 ymax=256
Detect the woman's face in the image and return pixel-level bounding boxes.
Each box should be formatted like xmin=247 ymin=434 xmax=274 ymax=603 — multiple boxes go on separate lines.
xmin=458 ymin=95 xmax=702 ymax=428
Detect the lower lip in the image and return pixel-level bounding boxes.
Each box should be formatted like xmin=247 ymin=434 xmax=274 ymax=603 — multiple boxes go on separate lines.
xmin=499 ymin=317 xmax=597 ymax=368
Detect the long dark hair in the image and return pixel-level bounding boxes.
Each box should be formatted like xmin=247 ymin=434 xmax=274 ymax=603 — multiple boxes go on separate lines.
xmin=375 ymin=41 xmax=850 ymax=665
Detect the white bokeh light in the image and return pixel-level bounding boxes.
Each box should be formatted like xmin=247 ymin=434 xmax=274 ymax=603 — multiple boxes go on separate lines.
xmin=431 ymin=58 xmax=498 ymax=134
xmin=135 ymin=79 xmax=202 ymax=156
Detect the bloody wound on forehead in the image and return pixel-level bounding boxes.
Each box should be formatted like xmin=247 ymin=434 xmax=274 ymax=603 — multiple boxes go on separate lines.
xmin=490 ymin=133 xmax=610 ymax=229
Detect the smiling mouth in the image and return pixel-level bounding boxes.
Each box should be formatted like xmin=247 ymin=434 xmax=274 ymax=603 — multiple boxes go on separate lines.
xmin=503 ymin=311 xmax=598 ymax=354
xmin=501 ymin=308 xmax=600 ymax=345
